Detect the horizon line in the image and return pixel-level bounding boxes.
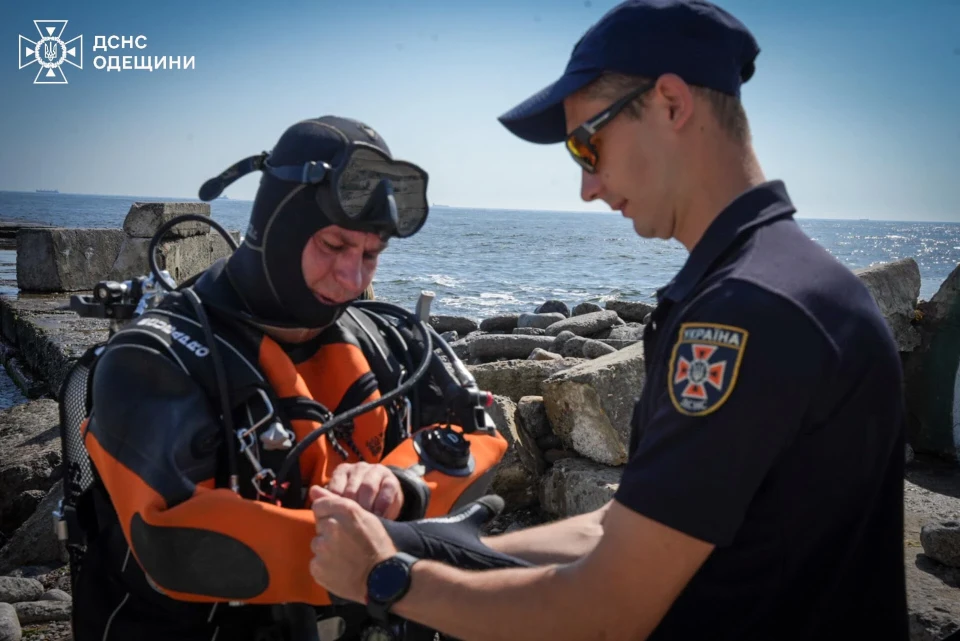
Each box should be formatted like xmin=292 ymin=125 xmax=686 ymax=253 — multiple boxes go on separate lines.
xmin=1 ymin=189 xmax=957 ymax=225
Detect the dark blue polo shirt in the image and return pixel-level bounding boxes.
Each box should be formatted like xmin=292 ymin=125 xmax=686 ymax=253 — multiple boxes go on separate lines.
xmin=614 ymin=181 xmax=908 ymax=640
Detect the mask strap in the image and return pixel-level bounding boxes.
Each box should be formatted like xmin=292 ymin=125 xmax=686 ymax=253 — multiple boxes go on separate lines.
xmin=198 ymin=152 xmax=269 ymax=202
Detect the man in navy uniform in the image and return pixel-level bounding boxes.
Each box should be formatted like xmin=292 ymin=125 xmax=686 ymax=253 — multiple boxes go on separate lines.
xmin=305 ymin=2 xmax=910 ymax=639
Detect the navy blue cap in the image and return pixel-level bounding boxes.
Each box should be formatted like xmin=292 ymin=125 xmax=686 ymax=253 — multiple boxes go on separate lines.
xmin=498 ymin=0 xmax=760 ymax=144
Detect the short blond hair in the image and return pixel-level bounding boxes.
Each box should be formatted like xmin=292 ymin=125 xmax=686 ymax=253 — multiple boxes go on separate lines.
xmin=580 ymin=71 xmax=751 ymax=144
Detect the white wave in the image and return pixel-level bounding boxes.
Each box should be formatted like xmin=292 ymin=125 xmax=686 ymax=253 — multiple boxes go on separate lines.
xmin=414 ymin=274 xmax=462 ymax=287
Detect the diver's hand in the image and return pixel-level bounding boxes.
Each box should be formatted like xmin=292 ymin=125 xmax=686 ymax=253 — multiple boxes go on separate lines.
xmin=309 ymin=485 xmax=398 ymax=603
xmin=325 ymin=461 xmax=404 ymax=520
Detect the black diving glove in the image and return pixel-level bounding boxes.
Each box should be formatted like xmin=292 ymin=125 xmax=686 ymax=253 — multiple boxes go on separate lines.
xmin=379 ymin=494 xmax=534 ymax=571
xmin=326 ymin=496 xmax=532 ymax=641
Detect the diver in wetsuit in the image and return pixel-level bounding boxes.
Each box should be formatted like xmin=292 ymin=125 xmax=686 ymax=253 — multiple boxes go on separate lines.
xmin=66 ymin=116 xmax=510 ymax=641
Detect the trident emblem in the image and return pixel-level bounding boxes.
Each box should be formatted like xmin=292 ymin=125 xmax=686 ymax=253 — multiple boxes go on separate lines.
xmin=44 ymin=41 xmax=59 ymax=62
xmin=19 ymin=20 xmax=83 ymax=85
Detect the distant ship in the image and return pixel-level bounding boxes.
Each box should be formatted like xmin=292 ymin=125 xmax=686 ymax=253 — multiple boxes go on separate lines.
xmin=36 ymin=189 xmax=59 ymax=194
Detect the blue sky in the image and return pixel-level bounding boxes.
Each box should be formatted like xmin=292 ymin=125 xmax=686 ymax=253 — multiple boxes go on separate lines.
xmin=1 ymin=0 xmax=958 ymax=221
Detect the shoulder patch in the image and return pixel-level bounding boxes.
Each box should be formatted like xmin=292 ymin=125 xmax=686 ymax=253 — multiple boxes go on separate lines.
xmin=668 ymin=322 xmax=748 ymax=416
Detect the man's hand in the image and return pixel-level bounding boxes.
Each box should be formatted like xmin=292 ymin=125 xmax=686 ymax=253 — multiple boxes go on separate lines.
xmin=309 ymin=485 xmax=397 ymax=603
xmin=325 ymin=461 xmax=404 ymax=520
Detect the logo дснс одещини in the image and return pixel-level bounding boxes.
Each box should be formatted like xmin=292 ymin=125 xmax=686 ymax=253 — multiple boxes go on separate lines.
xmin=19 ymin=20 xmax=82 ymax=84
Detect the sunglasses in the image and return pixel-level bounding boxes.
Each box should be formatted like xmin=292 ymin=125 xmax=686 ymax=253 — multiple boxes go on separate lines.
xmin=199 ymin=143 xmax=430 ymax=239
xmin=565 ymin=82 xmax=655 ymax=173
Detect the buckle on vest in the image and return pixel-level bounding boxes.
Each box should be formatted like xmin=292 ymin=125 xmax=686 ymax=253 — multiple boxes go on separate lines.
xmin=236 ymin=388 xmax=291 ymax=499
xmin=52 ymin=498 xmax=86 ymax=546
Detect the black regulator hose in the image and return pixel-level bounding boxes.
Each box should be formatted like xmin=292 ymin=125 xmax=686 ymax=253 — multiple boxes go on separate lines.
xmin=148 ymin=213 xmax=240 ymax=292
xmin=145 ymin=212 xmax=243 ymax=491
xmin=355 ymin=300 xmax=480 ymax=390
xmin=272 ymin=312 xmax=434 ymax=498
xmin=182 ymin=288 xmax=241 ymax=492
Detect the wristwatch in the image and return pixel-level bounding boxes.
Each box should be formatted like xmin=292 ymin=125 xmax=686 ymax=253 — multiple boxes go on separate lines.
xmin=365 ymin=552 xmax=420 ymax=623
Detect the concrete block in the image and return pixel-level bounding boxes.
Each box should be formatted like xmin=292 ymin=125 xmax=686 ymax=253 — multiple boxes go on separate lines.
xmin=122 ymin=202 xmax=213 ymax=239
xmin=16 ymin=228 xmax=125 ymax=292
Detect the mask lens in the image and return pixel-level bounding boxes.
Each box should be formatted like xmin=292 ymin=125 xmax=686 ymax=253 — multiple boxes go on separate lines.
xmin=337 ymin=148 xmax=428 ymax=237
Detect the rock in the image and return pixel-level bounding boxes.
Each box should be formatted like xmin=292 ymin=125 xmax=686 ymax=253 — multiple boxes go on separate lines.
xmin=903 ymin=262 xmax=960 ymax=462
xmin=854 ymin=257 xmax=922 ymax=352
xmin=599 ymin=339 xmax=641 ymax=351
xmin=542 ymin=342 xmax=645 ymax=466
xmin=0 ymin=481 xmax=69 ymax=575
xmin=479 ymin=315 xmax=519 ymax=333
xmin=537 ymin=434 xmax=563 ymax=451
xmin=487 ymin=396 xmax=519 ymax=449
xmin=605 ymin=300 xmax=656 ymax=323
xmin=920 ymin=521 xmax=960 ymax=568
xmin=468 ymin=335 xmax=556 ymax=362
xmin=560 ymin=336 xmax=588 ymax=358
xmin=16 ymin=228 xmax=126 ymax=292
xmin=40 ymin=589 xmax=71 ymax=602
xmin=582 ymin=339 xmax=617 ymax=359
xmin=0 ymin=603 xmax=19 ymax=641
xmin=6 ymin=491 xmax=44 ymax=533
xmin=910 ymin=608 xmax=959 ymax=641
xmin=487 ymin=396 xmax=538 ymax=510
xmin=517 ymin=396 xmax=551 ymax=440
xmin=0 ymin=296 xmax=111 ymax=396
xmin=448 ymin=334 xmax=479 ymax=361
xmin=108 ymin=230 xmax=239 ymax=285
xmin=429 ymin=315 xmax=479 ymax=336
xmin=53 ymin=573 xmax=70 ymax=594
xmin=0 ymin=577 xmax=44 ymax=603
xmin=543 ymin=449 xmax=579 ymax=464
xmin=545 ymin=310 xmax=621 ymax=337
xmin=510 ymin=398 xmax=547 ymax=478
xmin=11 ymin=600 xmax=71 ymax=624
xmin=551 ymin=330 xmax=578 ymax=354
xmin=907 ymin=443 xmax=915 ymax=464
xmin=40 ymin=588 xmax=73 ymax=601
xmin=517 ymin=312 xmax=566 ymax=330
xmin=590 ymin=328 xmax=614 ymax=340
xmin=918 ymin=263 xmax=960 ymax=327
xmin=122 ymin=202 xmax=213 ymax=239
xmin=535 ymin=300 xmax=570 ymax=317
xmin=468 ymin=358 xmax=586 ymax=402
xmin=489 ymin=448 xmax=539 ymax=511
xmin=528 ymin=348 xmax=561 ymax=361
xmin=540 ymin=457 xmax=622 ymax=517
xmin=0 ymin=222 xmax=52 ymax=250
xmin=903 ymin=465 xmax=960 ymax=641
xmin=0 ymin=399 xmax=62 ymax=535
xmin=513 ymin=327 xmax=546 ymax=336
xmin=607 ymin=323 xmax=645 ymax=341
xmin=572 ymin=302 xmax=604 ymax=316
xmin=0 ymin=350 xmax=47 ymax=398
xmin=4 ymin=566 xmax=57 ymax=581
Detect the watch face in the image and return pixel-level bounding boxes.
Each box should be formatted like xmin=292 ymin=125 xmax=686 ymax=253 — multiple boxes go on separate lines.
xmin=368 ymin=559 xmax=409 ymax=603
